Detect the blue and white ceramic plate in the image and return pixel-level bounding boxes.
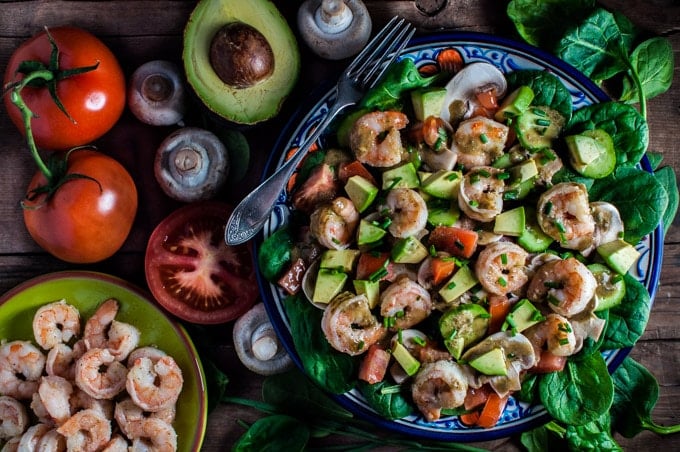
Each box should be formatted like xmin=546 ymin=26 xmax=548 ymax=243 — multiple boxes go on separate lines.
xmin=255 ymin=32 xmax=662 ymax=441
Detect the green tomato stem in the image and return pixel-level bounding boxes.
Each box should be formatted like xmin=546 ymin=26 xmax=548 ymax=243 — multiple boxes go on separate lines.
xmin=9 ymin=69 xmax=55 ymax=180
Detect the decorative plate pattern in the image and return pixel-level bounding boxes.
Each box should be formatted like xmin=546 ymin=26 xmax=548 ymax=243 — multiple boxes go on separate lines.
xmin=255 ymin=32 xmax=663 ymax=441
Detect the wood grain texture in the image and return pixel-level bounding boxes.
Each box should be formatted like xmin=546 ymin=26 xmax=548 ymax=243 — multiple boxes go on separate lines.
xmin=0 ymin=1 xmax=678 ymax=450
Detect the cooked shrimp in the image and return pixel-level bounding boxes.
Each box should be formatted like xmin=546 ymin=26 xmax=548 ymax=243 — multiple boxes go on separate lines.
xmin=106 ymin=320 xmax=140 ymax=362
xmin=380 ymin=275 xmax=432 ymax=331
xmin=475 ymin=241 xmax=529 ymax=296
xmin=127 ymin=347 xmax=167 ymax=368
xmin=56 ymin=409 xmax=111 ymax=452
xmin=126 ymin=356 xmax=183 ymax=412
xmin=35 ymin=428 xmax=66 ymax=451
xmin=458 ymin=166 xmax=505 ymax=222
xmin=70 ymin=388 xmax=114 ymax=420
xmin=527 ymin=257 xmax=597 ymax=318
xmin=128 ymin=418 xmax=177 ymax=452
xmin=0 ymin=396 xmax=28 ymax=439
xmin=30 ymin=392 xmax=53 ymax=427
xmin=0 ymin=340 xmax=46 ymax=400
xmin=349 ymin=111 xmax=409 ymax=167
xmin=1 ymin=436 xmax=20 ymax=452
xmin=32 ymin=300 xmax=81 ymax=351
xmin=321 ymin=292 xmax=387 ymax=356
xmin=38 ymin=375 xmax=73 ymax=425
xmin=45 ymin=343 xmax=79 ymax=381
xmin=383 ymin=188 xmax=428 ymax=238
xmin=74 ymin=348 xmax=127 ymax=400
xmin=114 ymin=397 xmax=176 ymax=438
xmin=524 ymin=313 xmax=577 ymax=357
xmin=17 ymin=423 xmax=51 ymax=451
xmin=83 ymin=298 xmax=119 ymax=351
xmin=102 ymin=434 xmax=129 ymax=452
xmin=536 ymin=182 xmax=595 ymax=251
xmin=533 ymin=150 xmax=563 ymax=185
xmin=309 ymin=197 xmax=359 ymax=250
xmin=453 ymin=116 xmax=509 ymax=169
xmin=411 ymin=360 xmax=469 ymax=422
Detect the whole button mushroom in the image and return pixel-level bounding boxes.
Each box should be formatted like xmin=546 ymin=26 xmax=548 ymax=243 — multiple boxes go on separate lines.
xmin=154 ymin=127 xmax=229 ymax=202
xmin=128 ymin=60 xmax=186 ymax=126
xmin=233 ymin=303 xmax=294 ymax=376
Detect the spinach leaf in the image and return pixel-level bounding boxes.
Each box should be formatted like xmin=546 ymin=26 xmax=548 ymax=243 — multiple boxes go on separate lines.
xmin=357 ymin=380 xmax=413 ymax=420
xmin=516 ymin=372 xmax=540 ymax=404
xmin=654 ymin=165 xmax=679 ymax=237
xmin=258 ymin=226 xmax=293 ymax=281
xmin=359 ymin=58 xmax=438 ymax=111
xmin=601 ymin=274 xmax=651 ymax=350
xmin=646 ymin=151 xmax=664 ymax=170
xmin=506 ymin=69 xmax=573 ymax=121
xmin=611 ymin=357 xmax=680 ymax=437
xmin=263 ymin=369 xmax=354 ymax=422
xmin=590 ymin=166 xmax=667 ymax=244
xmin=611 ymin=11 xmax=638 ymax=54
xmin=283 ymin=294 xmax=357 ymax=394
xmin=555 ymin=8 xmax=629 ymax=82
xmin=506 ymin=0 xmax=596 ymax=49
xmin=568 ymin=102 xmax=648 ymax=167
xmin=551 ymin=166 xmax=595 ymax=189
xmin=520 ymin=421 xmax=568 ymax=452
xmin=539 ymin=351 xmax=613 ymax=426
xmin=233 ymin=414 xmax=310 ymax=451
xmin=565 ymin=412 xmax=622 ymax=451
xmin=620 ymin=37 xmax=674 ymax=104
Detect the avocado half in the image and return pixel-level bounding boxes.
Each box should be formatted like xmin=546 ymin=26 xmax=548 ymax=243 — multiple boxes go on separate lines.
xmin=183 ymin=0 xmax=300 ymax=125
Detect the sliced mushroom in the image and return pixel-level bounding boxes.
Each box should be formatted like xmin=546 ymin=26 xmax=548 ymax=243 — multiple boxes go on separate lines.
xmin=128 ymin=60 xmax=186 ymax=126
xmin=439 ymin=62 xmax=507 ymax=124
xmin=233 ymin=303 xmax=294 ymax=376
xmin=587 ymin=201 xmax=625 ymax=254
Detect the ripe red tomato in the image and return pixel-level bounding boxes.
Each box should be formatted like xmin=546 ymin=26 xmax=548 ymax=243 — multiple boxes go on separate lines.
xmin=23 ymin=148 xmax=138 ymax=263
xmin=144 ymin=202 xmax=259 ymax=324
xmin=3 ymin=26 xmax=125 ymax=151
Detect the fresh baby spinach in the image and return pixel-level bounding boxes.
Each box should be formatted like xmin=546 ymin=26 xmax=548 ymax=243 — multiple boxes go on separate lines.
xmin=359 ymin=58 xmax=438 ymax=111
xmin=619 ymin=37 xmax=674 ymax=104
xmin=358 ymin=380 xmax=414 ymax=420
xmin=506 ymin=69 xmax=573 ymax=121
xmin=564 ymin=412 xmax=622 ymax=451
xmin=258 ymin=226 xmax=293 ymax=281
xmin=601 ymin=274 xmax=651 ymax=350
xmin=654 ymin=165 xmax=679 ymax=237
xmin=232 ymin=414 xmax=310 ymax=451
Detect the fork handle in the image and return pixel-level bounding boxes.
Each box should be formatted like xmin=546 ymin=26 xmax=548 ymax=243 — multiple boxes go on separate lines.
xmin=225 ymin=97 xmax=353 ymax=245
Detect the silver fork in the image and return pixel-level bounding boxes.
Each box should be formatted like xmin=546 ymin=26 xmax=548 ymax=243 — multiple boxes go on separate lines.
xmin=225 ymin=16 xmax=415 ymax=245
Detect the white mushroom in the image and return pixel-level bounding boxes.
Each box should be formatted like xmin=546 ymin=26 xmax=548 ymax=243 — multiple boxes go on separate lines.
xmin=128 ymin=60 xmax=186 ymax=126
xmin=588 ymin=201 xmax=625 ymax=252
xmin=439 ymin=62 xmax=507 ymax=124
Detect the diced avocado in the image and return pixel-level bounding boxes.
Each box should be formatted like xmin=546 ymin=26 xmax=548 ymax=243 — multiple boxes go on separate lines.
xmin=518 ymin=206 xmax=554 ymax=252
xmin=391 ymin=236 xmax=429 ymax=264
xmin=357 ymin=219 xmax=387 ymax=246
xmin=504 ymin=177 xmax=535 ymax=201
xmin=392 ymin=341 xmax=421 ymax=376
xmin=438 ymin=266 xmax=479 ymax=303
xmin=469 ymin=347 xmax=508 ymax=376
xmin=353 ymin=279 xmax=380 ymax=309
xmin=418 ymin=171 xmax=433 ymax=184
xmin=421 ymin=170 xmax=462 ymax=199
xmin=502 ymin=299 xmax=544 ymax=333
xmin=427 ymin=200 xmax=460 ymax=227
xmin=565 ymin=129 xmax=616 ymax=179
xmin=495 ymin=85 xmax=535 ymax=122
xmin=596 ymin=239 xmax=641 ymax=275
xmin=515 ymin=106 xmax=566 ymax=151
xmin=439 ymin=303 xmax=490 ymax=359
xmin=491 ymin=153 xmax=513 ymax=169
xmin=411 ymin=87 xmax=448 ymax=121
xmin=493 ymin=206 xmax=526 ymax=236
xmin=345 ymin=175 xmax=378 ymax=213
xmin=588 ymin=263 xmax=626 ymax=311
xmin=319 ymin=249 xmax=360 ymax=272
xmin=511 ymin=158 xmax=538 ymax=183
xmin=382 ymin=162 xmax=420 ymax=190
xmin=312 ymin=269 xmax=347 ymax=304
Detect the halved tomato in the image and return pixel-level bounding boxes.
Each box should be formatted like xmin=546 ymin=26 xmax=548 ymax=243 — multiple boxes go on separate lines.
xmin=144 ymin=202 xmax=258 ymax=324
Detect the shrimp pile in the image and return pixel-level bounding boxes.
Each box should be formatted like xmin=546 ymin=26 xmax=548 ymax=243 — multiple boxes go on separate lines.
xmin=0 ymin=298 xmax=183 ymax=451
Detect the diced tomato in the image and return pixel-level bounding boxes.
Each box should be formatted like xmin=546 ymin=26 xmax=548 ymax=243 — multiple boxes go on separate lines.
xmin=431 ymin=257 xmax=456 ymax=286
xmin=428 ymin=226 xmax=479 ymax=259
xmin=532 ymin=350 xmax=567 ymax=374
xmin=356 ymin=252 xmax=391 ymax=281
xmin=459 ymin=410 xmax=481 ymax=426
xmin=358 ymin=344 xmax=391 ymax=384
xmin=487 ymin=295 xmax=512 ymax=334
xmin=464 ymin=385 xmax=492 ymax=411
xmin=291 ymin=163 xmax=339 ymax=214
xmin=475 ymin=88 xmax=499 ymax=111
xmin=338 ymin=160 xmax=377 ymax=186
xmin=476 ymin=393 xmax=509 ymax=429
xmin=277 ymin=258 xmax=307 ymax=295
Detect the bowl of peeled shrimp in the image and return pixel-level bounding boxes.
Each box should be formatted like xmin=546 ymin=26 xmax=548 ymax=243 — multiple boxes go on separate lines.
xmin=254 ymin=32 xmax=662 ymax=441
xmin=0 ymin=271 xmax=207 ymax=450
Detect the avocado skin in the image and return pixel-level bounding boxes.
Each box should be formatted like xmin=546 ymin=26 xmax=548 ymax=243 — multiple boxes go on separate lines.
xmin=183 ymin=0 xmax=300 ymax=125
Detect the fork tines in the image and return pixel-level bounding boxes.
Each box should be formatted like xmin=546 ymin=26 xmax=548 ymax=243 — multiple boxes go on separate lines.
xmin=347 ymin=16 xmax=415 ymax=89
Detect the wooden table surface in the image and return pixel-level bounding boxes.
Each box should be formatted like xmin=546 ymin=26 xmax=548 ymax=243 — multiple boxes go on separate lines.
xmin=1 ymin=1 xmax=678 ymax=450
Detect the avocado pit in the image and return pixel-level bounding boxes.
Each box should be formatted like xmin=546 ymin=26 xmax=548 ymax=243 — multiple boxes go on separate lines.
xmin=209 ymin=22 xmax=274 ymax=88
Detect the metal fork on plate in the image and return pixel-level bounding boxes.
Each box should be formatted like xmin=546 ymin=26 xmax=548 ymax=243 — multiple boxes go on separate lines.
xmin=225 ymin=16 xmax=416 ymax=245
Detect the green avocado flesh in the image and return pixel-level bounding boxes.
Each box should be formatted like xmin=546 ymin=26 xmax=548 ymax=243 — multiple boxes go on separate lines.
xmin=183 ymin=0 xmax=301 ymax=125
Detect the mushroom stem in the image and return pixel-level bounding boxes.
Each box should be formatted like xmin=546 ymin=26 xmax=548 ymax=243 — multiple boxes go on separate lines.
xmin=252 ymin=333 xmax=278 ymax=361
xmin=141 ymin=74 xmax=174 ymax=103
xmin=174 ymin=147 xmax=201 ymax=175
xmin=315 ymin=0 xmax=353 ymax=34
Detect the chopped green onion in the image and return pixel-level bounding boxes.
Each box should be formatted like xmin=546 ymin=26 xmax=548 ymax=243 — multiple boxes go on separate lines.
xmin=479 ymin=133 xmax=489 ymax=143
xmin=447 ymin=281 xmax=457 ymax=290
xmin=497 ymin=277 xmax=507 ymax=287
xmin=412 ymin=336 xmax=427 ymax=347
xmin=469 ymin=200 xmax=479 ymax=207
xmin=446 ymin=172 xmax=459 ymax=181
xmin=543 ymin=201 xmax=553 ymax=215
xmin=380 ymin=384 xmax=403 ymax=395
xmin=536 ymin=118 xmax=551 ymax=127
xmin=558 ymin=338 xmax=570 ymax=346
xmin=477 ymin=169 xmax=491 ymax=178
xmin=496 ymin=171 xmax=510 ymax=180
xmin=501 ymin=253 xmax=508 ymax=265
xmin=532 ymin=108 xmax=547 ymax=116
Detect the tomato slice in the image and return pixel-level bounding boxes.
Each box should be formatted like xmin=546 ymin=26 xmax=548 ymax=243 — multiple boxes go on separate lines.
xmin=144 ymin=202 xmax=258 ymax=324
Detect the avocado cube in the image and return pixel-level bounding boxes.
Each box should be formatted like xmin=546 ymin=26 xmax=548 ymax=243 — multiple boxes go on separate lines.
xmin=421 ymin=170 xmax=463 ymax=199
xmin=427 ymin=201 xmax=460 ymax=227
xmin=392 ymin=341 xmax=421 ymax=376
xmin=357 ymin=219 xmax=387 ymax=246
xmin=312 ymin=269 xmax=348 ymax=304
xmin=565 ymin=129 xmax=616 ymax=179
xmin=438 ymin=266 xmax=479 ymax=304
xmin=353 ymin=279 xmax=380 ymax=309
xmin=411 ymin=87 xmax=448 ymax=121
xmin=596 ymin=239 xmax=641 ymax=275
xmin=511 ymin=159 xmax=538 ymax=183
xmin=382 ymin=162 xmax=420 ymax=190
xmin=518 ymin=206 xmax=554 ymax=252
xmin=469 ymin=347 xmax=508 ymax=376
xmin=494 ymin=85 xmax=535 ymax=122
xmin=319 ymin=249 xmax=360 ymax=273
xmin=391 ymin=236 xmax=429 ymax=264
xmin=502 ymin=299 xmax=544 ymax=333
xmin=493 ymin=206 xmax=526 ymax=236
xmin=345 ymin=175 xmax=378 ymax=213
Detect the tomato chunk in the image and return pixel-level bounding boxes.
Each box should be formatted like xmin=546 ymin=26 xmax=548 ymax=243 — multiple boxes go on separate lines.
xmin=487 ymin=295 xmax=512 ymax=334
xmin=356 ymin=252 xmax=392 ymax=281
xmin=338 ymin=160 xmax=377 ymax=186
xmin=358 ymin=344 xmax=391 ymax=384
xmin=431 ymin=257 xmax=456 ymax=286
xmin=532 ymin=350 xmax=568 ymax=373
xmin=476 ymin=393 xmax=509 ymax=428
xmin=428 ymin=226 xmax=479 ymax=259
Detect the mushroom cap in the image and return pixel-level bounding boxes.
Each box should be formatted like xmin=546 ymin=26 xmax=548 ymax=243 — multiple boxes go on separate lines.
xmin=440 ymin=62 xmax=507 ymax=124
xmin=128 ymin=60 xmax=186 ymax=126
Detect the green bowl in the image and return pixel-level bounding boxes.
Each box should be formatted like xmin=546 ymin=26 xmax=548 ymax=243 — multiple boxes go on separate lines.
xmin=0 ymin=271 xmax=207 ymax=451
